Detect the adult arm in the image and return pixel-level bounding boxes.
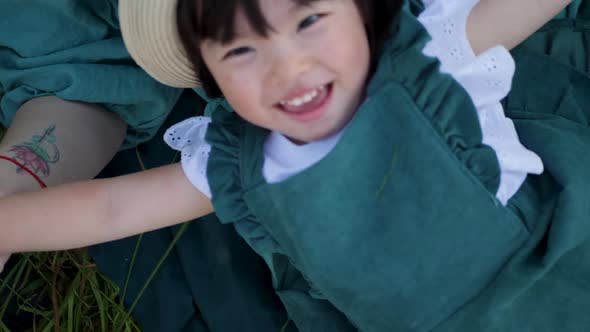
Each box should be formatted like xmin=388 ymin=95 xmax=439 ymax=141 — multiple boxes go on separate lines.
xmin=468 ymin=0 xmax=573 ymax=54
xmin=0 ymin=0 xmax=182 ymax=268
xmin=0 ymin=96 xmax=126 ymax=194
xmin=0 ymin=96 xmax=127 ymax=267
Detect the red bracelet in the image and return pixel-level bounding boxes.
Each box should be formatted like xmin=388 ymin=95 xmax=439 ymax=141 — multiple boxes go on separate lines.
xmin=0 ymin=155 xmax=47 ymax=188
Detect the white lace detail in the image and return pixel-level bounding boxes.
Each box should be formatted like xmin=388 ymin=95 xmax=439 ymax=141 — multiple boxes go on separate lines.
xmin=418 ymin=0 xmax=544 ymax=204
xmin=164 ymin=116 xmax=213 ymax=198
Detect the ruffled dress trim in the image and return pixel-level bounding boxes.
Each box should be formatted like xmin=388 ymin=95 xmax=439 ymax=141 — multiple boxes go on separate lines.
xmin=204 ymin=107 xmax=284 ymax=254
xmin=164 ymin=117 xmax=212 ymax=198
xmin=418 ymin=0 xmax=544 ymax=204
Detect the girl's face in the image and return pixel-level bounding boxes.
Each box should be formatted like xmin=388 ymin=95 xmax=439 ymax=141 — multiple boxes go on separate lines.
xmin=200 ymin=0 xmax=370 ymax=143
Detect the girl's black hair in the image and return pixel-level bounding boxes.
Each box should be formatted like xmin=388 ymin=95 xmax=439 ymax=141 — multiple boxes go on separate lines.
xmin=176 ymin=0 xmax=404 ymax=97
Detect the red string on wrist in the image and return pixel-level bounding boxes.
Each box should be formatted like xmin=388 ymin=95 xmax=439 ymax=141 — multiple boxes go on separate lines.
xmin=0 ymin=155 xmax=47 ymax=189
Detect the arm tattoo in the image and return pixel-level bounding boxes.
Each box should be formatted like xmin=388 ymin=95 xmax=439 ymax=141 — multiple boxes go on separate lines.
xmin=8 ymin=125 xmax=60 ymax=177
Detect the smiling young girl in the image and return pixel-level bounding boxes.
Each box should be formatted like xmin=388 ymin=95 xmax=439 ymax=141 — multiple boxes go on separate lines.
xmin=1 ymin=0 xmax=589 ymax=330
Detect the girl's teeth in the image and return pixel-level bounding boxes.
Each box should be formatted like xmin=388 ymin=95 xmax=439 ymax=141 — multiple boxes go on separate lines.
xmin=280 ymin=86 xmax=324 ymax=107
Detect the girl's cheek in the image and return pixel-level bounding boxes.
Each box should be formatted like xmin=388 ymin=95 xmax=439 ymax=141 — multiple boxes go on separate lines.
xmin=223 ymin=73 xmax=254 ymax=102
xmin=217 ymin=70 xmax=242 ymax=93
xmin=222 ymin=73 xmax=234 ymax=84
xmin=218 ymin=63 xmax=262 ymax=105
xmin=222 ymin=64 xmax=249 ymax=84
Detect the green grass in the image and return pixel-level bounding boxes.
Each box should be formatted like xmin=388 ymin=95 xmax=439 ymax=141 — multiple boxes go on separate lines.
xmin=0 ymin=223 xmax=191 ymax=332
xmin=0 ymin=250 xmax=141 ymax=332
xmin=0 ymin=224 xmax=191 ymax=331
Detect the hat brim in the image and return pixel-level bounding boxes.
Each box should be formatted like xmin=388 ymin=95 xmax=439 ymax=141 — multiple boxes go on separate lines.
xmin=119 ymin=0 xmax=201 ymax=88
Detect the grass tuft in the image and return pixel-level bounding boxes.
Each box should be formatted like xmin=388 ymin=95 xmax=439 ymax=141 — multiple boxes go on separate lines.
xmin=0 ymin=250 xmax=141 ymax=331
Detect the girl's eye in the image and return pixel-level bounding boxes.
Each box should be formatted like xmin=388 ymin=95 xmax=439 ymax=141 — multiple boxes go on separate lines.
xmin=223 ymin=46 xmax=253 ymax=60
xmin=298 ymin=14 xmax=324 ymax=31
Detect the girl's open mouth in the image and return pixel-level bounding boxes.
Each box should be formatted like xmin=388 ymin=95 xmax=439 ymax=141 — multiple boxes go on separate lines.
xmin=276 ymin=83 xmax=333 ymax=122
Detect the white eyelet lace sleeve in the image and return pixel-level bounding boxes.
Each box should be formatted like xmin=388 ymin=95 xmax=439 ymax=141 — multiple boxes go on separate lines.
xmin=418 ymin=0 xmax=544 ymax=205
xmin=164 ymin=116 xmax=213 ymax=199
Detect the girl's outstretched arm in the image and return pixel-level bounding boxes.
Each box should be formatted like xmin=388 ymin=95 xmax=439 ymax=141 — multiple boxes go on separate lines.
xmin=0 ymin=164 xmax=213 ymax=253
xmin=468 ymin=0 xmax=573 ymax=54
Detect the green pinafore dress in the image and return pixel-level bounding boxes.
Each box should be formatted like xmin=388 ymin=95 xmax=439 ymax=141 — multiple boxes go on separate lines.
xmin=202 ymin=2 xmax=590 ymax=331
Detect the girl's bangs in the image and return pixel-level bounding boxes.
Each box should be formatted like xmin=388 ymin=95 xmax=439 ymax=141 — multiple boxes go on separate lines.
xmin=189 ymin=0 xmax=317 ymax=43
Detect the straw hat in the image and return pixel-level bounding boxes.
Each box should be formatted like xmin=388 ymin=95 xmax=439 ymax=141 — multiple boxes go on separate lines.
xmin=119 ymin=0 xmax=200 ymax=88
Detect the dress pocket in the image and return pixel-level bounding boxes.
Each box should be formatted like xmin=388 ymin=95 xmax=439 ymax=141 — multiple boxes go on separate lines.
xmin=244 ymin=84 xmax=530 ymax=332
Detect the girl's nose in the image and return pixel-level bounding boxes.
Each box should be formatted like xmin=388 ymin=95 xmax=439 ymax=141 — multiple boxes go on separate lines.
xmin=267 ymin=43 xmax=312 ymax=88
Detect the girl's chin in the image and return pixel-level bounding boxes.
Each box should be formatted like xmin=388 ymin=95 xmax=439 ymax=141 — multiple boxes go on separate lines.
xmin=284 ymin=124 xmax=343 ymax=145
